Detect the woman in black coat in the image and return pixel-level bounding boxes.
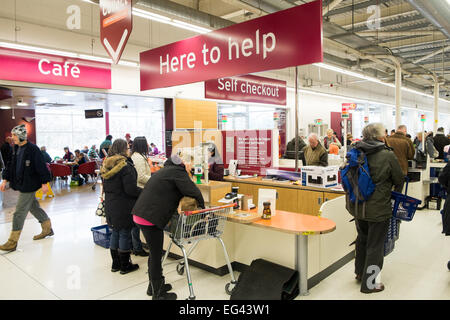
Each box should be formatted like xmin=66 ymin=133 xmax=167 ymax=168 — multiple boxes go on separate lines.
xmin=438 ymin=162 xmax=450 ymax=236
xmin=207 ymin=143 xmax=224 ymax=181
xmin=132 ymin=154 xmax=205 ymax=300
xmin=101 ymin=139 xmax=142 ymax=275
xmin=438 ymin=162 xmax=450 ymax=270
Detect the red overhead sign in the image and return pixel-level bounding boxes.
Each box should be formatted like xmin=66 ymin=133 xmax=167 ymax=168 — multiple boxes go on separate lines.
xmin=205 ymin=75 xmax=286 ymax=105
xmin=0 ymin=48 xmax=111 ymax=89
xmin=140 ymin=0 xmax=323 ymax=91
xmin=100 ymin=0 xmax=133 ymax=64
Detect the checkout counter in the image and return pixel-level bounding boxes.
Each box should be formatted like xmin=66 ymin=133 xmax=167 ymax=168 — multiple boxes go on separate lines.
xmin=407 ymin=157 xmax=447 ymax=205
xmin=157 ymin=168 xmax=355 ymax=295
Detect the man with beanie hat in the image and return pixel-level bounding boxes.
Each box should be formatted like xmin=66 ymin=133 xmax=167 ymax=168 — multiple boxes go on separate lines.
xmin=0 ymin=124 xmax=54 ymax=252
xmin=434 ymin=127 xmax=450 ymax=160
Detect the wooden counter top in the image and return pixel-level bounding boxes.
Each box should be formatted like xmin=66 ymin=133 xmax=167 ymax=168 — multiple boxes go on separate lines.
xmin=224 ymin=176 xmax=345 ymax=194
xmin=195 ymin=180 xmax=232 ymax=190
xmin=224 ymin=208 xmax=336 ymax=235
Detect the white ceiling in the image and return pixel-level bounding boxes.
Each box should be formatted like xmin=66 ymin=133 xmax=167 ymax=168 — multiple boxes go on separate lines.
xmin=0 ymin=85 xmax=165 ymax=113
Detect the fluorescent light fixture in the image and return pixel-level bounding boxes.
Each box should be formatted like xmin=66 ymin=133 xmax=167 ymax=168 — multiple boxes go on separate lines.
xmin=0 ymin=105 xmax=11 ymax=109
xmin=17 ymin=102 xmax=28 ymax=107
xmin=0 ymin=42 xmax=139 ymax=67
xmin=35 ymin=97 xmax=49 ymax=103
xmin=132 ymin=8 xmax=211 ymax=34
xmin=64 ymin=91 xmax=78 ymax=97
xmin=314 ymin=62 xmax=450 ymax=104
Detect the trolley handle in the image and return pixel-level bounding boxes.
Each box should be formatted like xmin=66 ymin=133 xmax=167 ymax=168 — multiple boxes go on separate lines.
xmin=183 ymin=203 xmax=236 ymax=216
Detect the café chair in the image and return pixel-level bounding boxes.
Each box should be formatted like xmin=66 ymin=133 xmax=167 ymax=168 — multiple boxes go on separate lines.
xmin=49 ymin=163 xmax=71 ymax=188
xmin=77 ymin=161 xmax=97 ymax=189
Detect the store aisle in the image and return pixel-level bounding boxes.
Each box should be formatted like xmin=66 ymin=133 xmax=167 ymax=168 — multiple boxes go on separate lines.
xmin=0 ymin=185 xmax=449 ymax=300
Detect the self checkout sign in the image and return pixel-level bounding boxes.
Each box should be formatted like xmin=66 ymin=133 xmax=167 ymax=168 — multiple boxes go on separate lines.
xmin=100 ymin=0 xmax=133 ymax=64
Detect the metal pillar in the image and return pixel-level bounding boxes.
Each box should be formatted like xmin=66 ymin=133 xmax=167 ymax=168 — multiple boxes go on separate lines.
xmin=434 ymin=81 xmax=439 ymax=132
xmin=395 ymin=66 xmax=402 ymax=129
xmin=295 ymin=234 xmax=309 ymax=296
xmin=294 ymin=66 xmax=299 ymax=171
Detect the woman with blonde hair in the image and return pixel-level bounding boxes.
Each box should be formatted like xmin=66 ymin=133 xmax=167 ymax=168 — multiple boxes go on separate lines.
xmin=322 ymin=128 xmax=342 ymax=151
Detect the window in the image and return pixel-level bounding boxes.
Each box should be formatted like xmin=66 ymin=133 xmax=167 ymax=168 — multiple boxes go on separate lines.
xmin=36 ymin=108 xmax=106 ymax=160
xmin=108 ymin=100 xmax=165 ymax=152
xmin=218 ymin=104 xmax=284 ymax=131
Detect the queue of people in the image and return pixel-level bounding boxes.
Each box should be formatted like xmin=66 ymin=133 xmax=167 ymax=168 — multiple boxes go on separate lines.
xmin=0 ymin=121 xmax=448 ymax=299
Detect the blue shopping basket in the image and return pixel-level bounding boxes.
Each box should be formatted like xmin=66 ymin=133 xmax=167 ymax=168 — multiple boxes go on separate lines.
xmin=91 ymin=225 xmax=111 ymax=249
xmin=391 ymin=179 xmax=422 ymax=222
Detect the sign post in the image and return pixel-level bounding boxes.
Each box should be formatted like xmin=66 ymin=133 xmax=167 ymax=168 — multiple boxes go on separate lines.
xmin=100 ymin=0 xmax=133 ymax=64
xmin=342 ymin=103 xmax=351 ymax=158
xmin=420 ymin=114 xmax=426 ymax=152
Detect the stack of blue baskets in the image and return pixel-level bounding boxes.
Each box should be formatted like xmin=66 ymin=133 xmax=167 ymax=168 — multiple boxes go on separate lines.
xmin=384 ymin=190 xmax=421 ymax=256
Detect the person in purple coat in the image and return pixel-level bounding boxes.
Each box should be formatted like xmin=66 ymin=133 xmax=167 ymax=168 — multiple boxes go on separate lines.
xmin=150 ymin=143 xmax=159 ymax=155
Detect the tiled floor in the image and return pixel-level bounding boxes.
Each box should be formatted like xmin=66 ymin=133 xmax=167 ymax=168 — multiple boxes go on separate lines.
xmin=0 ymin=183 xmax=449 ymax=300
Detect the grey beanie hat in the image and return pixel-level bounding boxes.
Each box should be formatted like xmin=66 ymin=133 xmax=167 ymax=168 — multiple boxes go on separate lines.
xmin=11 ymin=124 xmax=27 ymax=142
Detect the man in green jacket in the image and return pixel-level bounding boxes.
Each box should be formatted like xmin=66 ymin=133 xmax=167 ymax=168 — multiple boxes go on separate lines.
xmin=346 ymin=123 xmax=404 ymax=294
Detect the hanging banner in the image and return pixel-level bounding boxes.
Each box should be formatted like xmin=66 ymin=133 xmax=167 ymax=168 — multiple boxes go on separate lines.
xmin=0 ymin=47 xmax=111 ymax=89
xmin=100 ymin=0 xmax=133 ymax=64
xmin=140 ymin=0 xmax=323 ymax=91
xmin=205 ymin=75 xmax=287 ymax=105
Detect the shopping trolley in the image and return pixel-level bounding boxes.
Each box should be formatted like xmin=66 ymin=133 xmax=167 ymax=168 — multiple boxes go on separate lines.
xmin=162 ymin=203 xmax=238 ymax=300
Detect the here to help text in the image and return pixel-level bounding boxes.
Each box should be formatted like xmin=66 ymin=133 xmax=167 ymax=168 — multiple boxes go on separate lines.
xmin=159 ymin=29 xmax=276 ymax=75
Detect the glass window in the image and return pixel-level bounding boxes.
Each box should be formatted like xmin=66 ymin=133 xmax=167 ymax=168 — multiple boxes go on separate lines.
xmin=108 ymin=101 xmax=165 ymax=153
xmin=36 ymin=108 xmax=105 ymax=160
xmin=218 ymin=103 xmax=284 ymax=131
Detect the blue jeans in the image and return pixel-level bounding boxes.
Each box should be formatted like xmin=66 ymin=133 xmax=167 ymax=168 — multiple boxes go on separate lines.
xmin=131 ymin=225 xmax=143 ymax=251
xmin=109 ymin=228 xmax=132 ymax=251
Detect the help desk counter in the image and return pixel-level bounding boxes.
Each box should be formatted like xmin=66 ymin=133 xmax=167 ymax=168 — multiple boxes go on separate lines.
xmin=150 ymin=162 xmax=354 ymax=294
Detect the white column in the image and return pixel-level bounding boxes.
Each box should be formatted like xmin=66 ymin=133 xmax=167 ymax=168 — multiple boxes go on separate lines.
xmin=434 ymin=82 xmax=439 ymax=133
xmin=395 ymin=66 xmax=402 ymax=129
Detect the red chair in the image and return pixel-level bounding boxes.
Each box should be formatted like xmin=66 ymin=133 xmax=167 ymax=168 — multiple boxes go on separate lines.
xmin=77 ymin=161 xmax=97 ymax=188
xmin=49 ymin=163 xmax=71 ymax=188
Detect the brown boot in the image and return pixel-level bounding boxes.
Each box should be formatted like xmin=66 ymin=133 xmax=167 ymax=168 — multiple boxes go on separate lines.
xmin=33 ymin=219 xmax=54 ymax=240
xmin=0 ymin=230 xmax=22 ymax=252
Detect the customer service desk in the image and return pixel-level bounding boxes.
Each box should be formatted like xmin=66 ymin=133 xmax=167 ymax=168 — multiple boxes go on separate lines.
xmin=158 ymin=177 xmax=356 ymax=295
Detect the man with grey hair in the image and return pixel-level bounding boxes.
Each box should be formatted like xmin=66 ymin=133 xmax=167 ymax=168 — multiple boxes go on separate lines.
xmin=301 ymin=133 xmax=328 ymax=166
xmin=386 ymin=124 xmax=415 ymax=176
xmin=0 ymin=125 xmax=54 ymax=252
xmin=345 ymin=122 xmax=404 ymax=294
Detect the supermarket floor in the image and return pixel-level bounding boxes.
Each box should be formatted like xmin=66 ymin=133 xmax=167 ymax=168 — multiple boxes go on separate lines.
xmin=0 ymin=183 xmax=449 ymax=300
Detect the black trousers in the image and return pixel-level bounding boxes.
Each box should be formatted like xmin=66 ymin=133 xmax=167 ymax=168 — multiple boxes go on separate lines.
xmin=354 ymin=218 xmax=390 ymax=291
xmin=138 ymin=224 xmax=164 ymax=282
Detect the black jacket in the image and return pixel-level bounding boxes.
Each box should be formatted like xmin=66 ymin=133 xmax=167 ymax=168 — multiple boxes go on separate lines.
xmin=433 ymin=134 xmax=450 ymax=160
xmin=2 ymin=142 xmax=51 ymax=193
xmin=101 ymin=155 xmax=142 ymax=230
xmin=438 ymin=162 xmax=450 ymax=236
xmin=132 ymin=158 xmax=205 ymax=230
xmin=0 ymin=142 xmax=13 ymax=166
